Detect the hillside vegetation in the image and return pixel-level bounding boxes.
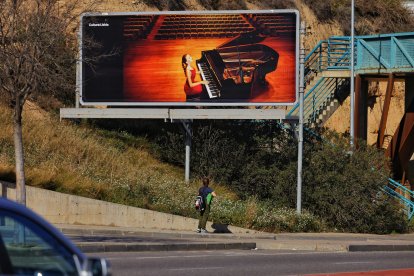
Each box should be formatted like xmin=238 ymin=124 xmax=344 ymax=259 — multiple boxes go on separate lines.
xmin=1 ymin=0 xmax=413 ymax=233
xmin=0 ymin=100 xmax=408 ymax=233
xmin=100 ymin=0 xmax=413 ymax=34
xmin=0 ymin=103 xmax=322 ymax=232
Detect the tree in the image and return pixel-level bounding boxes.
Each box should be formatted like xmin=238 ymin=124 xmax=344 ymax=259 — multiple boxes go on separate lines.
xmin=0 ymin=0 xmax=85 ymax=205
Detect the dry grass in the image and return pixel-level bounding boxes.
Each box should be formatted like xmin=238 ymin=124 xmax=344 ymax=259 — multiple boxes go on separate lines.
xmin=1 ymin=101 xmax=279 ymax=228
xmin=74 ymin=0 xmax=153 ymax=12
xmin=297 ymin=2 xmax=343 ymax=49
xmin=0 ymin=102 xmax=237 ymax=206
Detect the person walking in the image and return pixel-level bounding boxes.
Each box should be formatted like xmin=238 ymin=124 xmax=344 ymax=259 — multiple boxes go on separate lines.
xmin=197 ymin=177 xmax=216 ymax=233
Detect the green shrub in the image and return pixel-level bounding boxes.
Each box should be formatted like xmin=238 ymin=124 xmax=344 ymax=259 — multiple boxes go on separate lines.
xmin=252 ymin=206 xmax=323 ymax=232
xmin=155 ymin=120 xmax=409 ymax=233
xmin=149 ymin=187 xmax=324 ymax=232
xmin=303 ymin=133 xmax=408 ymax=233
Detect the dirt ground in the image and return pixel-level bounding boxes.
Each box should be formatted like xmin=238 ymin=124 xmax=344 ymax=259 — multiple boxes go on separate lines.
xmin=324 ymin=82 xmax=406 ymax=147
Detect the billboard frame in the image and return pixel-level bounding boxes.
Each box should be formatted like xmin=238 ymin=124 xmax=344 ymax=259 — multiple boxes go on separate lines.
xmin=78 ymin=9 xmax=300 ymax=107
xmin=60 ymin=107 xmax=286 ymax=120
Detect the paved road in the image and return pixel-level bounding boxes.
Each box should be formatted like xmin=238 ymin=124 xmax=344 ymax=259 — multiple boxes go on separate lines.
xmin=92 ymin=250 xmax=414 ymax=276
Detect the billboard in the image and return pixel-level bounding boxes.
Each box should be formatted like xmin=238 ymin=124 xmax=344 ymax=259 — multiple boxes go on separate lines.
xmin=80 ymin=10 xmax=299 ymax=106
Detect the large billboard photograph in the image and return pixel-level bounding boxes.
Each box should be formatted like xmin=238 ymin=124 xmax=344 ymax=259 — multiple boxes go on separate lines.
xmin=81 ymin=11 xmax=299 ymax=106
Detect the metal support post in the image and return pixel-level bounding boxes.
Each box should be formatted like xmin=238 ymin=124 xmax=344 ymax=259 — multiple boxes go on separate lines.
xmin=76 ymin=66 xmax=80 ymax=109
xmin=297 ymin=21 xmax=306 ymax=214
xmin=182 ymin=120 xmax=192 ymax=183
xmin=350 ymin=0 xmax=355 ymax=146
xmin=76 ymin=18 xmax=83 ymax=109
xmin=377 ymin=73 xmax=394 ymax=148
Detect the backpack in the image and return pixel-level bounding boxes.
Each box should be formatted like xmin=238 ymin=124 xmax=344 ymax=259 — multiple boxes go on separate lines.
xmin=195 ymin=195 xmax=204 ymax=212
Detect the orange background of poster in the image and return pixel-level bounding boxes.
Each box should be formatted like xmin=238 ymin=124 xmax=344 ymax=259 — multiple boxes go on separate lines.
xmin=121 ymin=13 xmax=297 ymax=104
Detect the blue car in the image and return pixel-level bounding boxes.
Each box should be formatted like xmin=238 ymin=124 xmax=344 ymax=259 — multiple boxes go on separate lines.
xmin=0 ymin=198 xmax=110 ymax=275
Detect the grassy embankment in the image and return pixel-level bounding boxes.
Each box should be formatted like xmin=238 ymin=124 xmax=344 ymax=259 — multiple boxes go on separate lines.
xmin=0 ymin=103 xmax=322 ymax=232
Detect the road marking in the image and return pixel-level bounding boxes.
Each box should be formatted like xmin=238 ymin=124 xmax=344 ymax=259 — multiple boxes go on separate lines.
xmin=334 ymin=261 xmax=375 ymax=265
xmin=105 ymin=250 xmax=339 ymax=261
xmin=106 ymin=254 xmax=214 ymax=260
xmin=309 ymin=268 xmax=414 ymax=276
xmin=169 ymin=267 xmax=224 ymax=271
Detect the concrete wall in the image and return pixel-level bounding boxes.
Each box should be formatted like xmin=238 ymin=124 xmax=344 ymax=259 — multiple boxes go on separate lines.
xmin=0 ymin=181 xmax=254 ymax=234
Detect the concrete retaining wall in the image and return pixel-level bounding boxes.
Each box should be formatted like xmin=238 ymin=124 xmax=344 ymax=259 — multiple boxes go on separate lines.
xmin=0 ymin=181 xmax=254 ymax=234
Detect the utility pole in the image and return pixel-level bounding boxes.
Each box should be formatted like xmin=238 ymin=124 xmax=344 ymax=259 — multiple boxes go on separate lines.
xmin=350 ymin=0 xmax=355 ymax=146
xmin=297 ymin=21 xmax=306 ymax=214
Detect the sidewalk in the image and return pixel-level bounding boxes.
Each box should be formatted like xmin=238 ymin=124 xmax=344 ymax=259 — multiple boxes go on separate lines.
xmin=55 ymin=224 xmax=414 ymax=253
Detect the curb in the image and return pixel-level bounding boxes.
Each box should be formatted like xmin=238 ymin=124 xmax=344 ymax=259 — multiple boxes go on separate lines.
xmin=76 ymin=242 xmax=257 ymax=253
xmin=60 ymin=227 xmax=414 ymax=253
xmin=59 ymin=227 xmax=276 ymax=240
xmin=348 ymin=244 xmax=414 ymax=252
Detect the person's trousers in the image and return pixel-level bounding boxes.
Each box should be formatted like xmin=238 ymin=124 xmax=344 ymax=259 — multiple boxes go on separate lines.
xmin=198 ymin=204 xmax=210 ymax=229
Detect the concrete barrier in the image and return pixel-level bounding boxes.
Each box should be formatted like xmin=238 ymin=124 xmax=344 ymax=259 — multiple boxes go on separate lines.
xmin=0 ymin=181 xmax=255 ymax=234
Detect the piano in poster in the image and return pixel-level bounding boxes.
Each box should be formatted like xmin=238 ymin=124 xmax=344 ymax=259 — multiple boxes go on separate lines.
xmin=197 ymin=31 xmax=279 ymax=100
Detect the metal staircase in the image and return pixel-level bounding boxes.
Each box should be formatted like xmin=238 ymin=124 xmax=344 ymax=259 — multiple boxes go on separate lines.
xmin=288 ymin=32 xmax=414 ymax=126
xmin=286 ymin=32 xmax=414 ymax=219
xmin=288 ymin=37 xmax=352 ymax=126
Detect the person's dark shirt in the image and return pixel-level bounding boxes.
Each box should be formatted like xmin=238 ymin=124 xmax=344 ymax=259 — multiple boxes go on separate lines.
xmin=199 ymin=186 xmax=213 ymax=199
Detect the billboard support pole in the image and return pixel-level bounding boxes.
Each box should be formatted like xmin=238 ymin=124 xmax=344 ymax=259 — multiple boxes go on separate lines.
xmin=182 ymin=120 xmax=192 ymax=184
xmin=76 ymin=66 xmax=80 ymax=109
xmin=297 ymin=21 xmax=306 ymax=215
xmin=76 ymin=18 xmax=82 ymax=109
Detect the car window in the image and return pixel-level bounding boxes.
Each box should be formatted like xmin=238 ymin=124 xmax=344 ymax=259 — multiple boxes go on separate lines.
xmin=0 ymin=210 xmax=78 ymax=276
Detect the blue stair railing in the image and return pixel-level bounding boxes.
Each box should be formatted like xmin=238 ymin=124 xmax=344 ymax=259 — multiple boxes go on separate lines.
xmin=288 ymin=77 xmax=348 ymax=124
xmin=327 ymin=37 xmax=352 ymax=70
xmin=290 ymin=32 xmax=414 ymax=124
xmin=289 ymin=37 xmax=351 ymax=124
xmin=383 ymin=178 xmax=414 ymax=220
xmin=287 ymin=77 xmax=323 ymax=119
xmin=306 ymin=78 xmax=347 ymax=124
xmin=304 ymin=40 xmax=327 ymax=84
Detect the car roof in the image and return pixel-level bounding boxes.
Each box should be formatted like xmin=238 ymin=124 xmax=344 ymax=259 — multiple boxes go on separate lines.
xmin=0 ymin=197 xmax=86 ymax=260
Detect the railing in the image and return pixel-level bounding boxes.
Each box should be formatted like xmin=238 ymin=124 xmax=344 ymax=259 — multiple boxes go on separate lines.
xmin=308 ymin=78 xmax=334 ymax=123
xmin=383 ymin=178 xmax=414 ymax=220
xmin=289 ymin=37 xmax=351 ymax=122
xmin=304 ymin=40 xmax=327 ymax=84
xmin=304 ymin=37 xmax=352 ymax=73
xmin=289 ymin=40 xmax=328 ymax=119
xmin=289 ymin=32 xmax=414 ymax=123
xmin=288 ymin=77 xmax=348 ymax=124
xmin=303 ymin=32 xmax=414 ymax=76
xmin=327 ymin=37 xmax=352 ymax=70
xmin=319 ymin=33 xmax=414 ymax=72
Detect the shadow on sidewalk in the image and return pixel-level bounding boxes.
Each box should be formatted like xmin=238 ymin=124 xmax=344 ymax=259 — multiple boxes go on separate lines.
xmin=211 ymin=223 xmax=231 ymax=233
